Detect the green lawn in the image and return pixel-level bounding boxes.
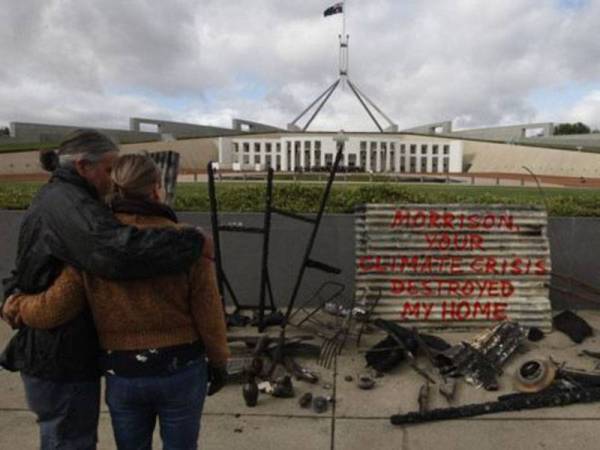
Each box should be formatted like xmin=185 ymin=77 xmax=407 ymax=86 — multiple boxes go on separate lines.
xmin=0 ymin=142 xmax=57 ymax=153
xmin=2 ymin=180 xmax=598 ymax=216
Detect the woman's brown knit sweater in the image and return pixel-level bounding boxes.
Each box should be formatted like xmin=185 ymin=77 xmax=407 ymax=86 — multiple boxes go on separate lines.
xmin=13 ymin=212 xmax=230 ymax=367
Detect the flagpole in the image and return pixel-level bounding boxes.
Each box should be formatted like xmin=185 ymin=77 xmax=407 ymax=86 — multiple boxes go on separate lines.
xmin=288 ymin=1 xmax=398 ymax=132
xmin=339 ymin=1 xmax=348 ymax=82
xmin=342 ymin=1 xmax=346 ymax=39
xmin=344 ymin=1 xmax=348 ymax=80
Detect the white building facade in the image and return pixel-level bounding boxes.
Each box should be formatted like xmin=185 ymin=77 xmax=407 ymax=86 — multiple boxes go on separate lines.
xmin=218 ymin=134 xmax=463 ymax=173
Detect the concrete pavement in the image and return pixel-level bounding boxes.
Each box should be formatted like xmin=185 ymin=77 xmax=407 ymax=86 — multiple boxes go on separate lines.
xmin=3 ymin=312 xmax=600 ymax=449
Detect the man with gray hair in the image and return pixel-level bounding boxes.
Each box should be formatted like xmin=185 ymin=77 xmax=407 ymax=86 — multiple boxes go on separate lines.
xmin=1 ymin=129 xmax=204 ymax=450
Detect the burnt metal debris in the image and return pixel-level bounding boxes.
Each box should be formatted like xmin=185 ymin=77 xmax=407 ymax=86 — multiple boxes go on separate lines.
xmin=418 ymin=382 xmax=430 ymax=413
xmin=553 ymin=310 xmax=593 ymax=344
xmin=390 ymin=355 xmax=600 ymax=426
xmin=366 ymin=319 xmax=451 ymax=381
xmin=439 ymin=377 xmax=457 ymax=403
xmin=272 ymin=376 xmax=295 ymax=398
xmin=299 ymin=392 xmax=313 ymax=408
xmin=312 ymin=396 xmax=329 ymax=414
xmin=357 ymin=373 xmax=376 ymax=390
xmin=527 ymin=327 xmax=545 ymax=342
xmin=438 ymin=322 xmax=525 ymax=390
xmin=513 ymin=359 xmax=557 ymax=393
xmin=391 ymin=385 xmax=600 ymax=426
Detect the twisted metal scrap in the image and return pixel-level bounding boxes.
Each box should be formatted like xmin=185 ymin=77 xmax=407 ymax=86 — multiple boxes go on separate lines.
xmin=439 ymin=321 xmax=525 ymax=390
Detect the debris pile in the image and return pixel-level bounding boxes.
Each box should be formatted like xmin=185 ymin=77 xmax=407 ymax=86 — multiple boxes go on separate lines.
xmin=227 ymin=308 xmax=600 ymax=425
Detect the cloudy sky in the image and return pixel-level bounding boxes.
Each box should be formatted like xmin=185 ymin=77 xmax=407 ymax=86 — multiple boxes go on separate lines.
xmin=2 ymin=0 xmax=600 ymax=132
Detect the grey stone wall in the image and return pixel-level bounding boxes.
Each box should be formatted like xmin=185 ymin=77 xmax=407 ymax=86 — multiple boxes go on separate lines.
xmin=0 ymin=210 xmax=598 ymax=311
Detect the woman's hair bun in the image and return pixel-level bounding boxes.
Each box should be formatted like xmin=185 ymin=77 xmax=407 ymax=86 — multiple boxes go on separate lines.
xmin=39 ymin=148 xmax=59 ymax=172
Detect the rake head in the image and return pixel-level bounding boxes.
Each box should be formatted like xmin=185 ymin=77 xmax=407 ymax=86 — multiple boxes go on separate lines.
xmin=318 ymin=329 xmax=347 ymax=369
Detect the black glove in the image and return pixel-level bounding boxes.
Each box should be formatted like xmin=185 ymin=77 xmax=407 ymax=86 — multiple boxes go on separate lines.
xmin=207 ymin=365 xmax=227 ymax=396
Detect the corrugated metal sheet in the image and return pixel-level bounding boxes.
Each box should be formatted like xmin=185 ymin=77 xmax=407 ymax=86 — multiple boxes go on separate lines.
xmin=355 ymin=204 xmax=552 ymax=331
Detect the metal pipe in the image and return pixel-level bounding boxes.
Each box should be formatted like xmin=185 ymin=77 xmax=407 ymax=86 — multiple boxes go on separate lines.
xmin=347 ymin=79 xmax=383 ymax=132
xmin=289 ymin=79 xmax=339 ymax=128
xmin=207 ymin=161 xmax=227 ymax=310
xmin=284 ymin=138 xmax=346 ymax=324
xmin=303 ymin=80 xmax=341 ymax=131
xmin=351 ymin=82 xmax=397 ymax=129
xmin=257 ymin=167 xmax=274 ymax=331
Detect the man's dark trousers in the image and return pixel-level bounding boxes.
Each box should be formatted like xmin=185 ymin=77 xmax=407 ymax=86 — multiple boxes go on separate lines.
xmin=21 ymin=374 xmax=100 ymax=450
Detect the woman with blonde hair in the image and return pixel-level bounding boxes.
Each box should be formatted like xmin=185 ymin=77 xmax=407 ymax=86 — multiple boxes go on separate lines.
xmin=5 ymin=153 xmax=229 ymax=450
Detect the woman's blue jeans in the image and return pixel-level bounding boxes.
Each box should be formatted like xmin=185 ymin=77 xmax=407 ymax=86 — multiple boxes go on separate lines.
xmin=105 ymin=359 xmax=208 ymax=450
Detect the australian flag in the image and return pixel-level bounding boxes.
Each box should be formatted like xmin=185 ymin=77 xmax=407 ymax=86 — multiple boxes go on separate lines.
xmin=324 ymin=2 xmax=343 ymax=17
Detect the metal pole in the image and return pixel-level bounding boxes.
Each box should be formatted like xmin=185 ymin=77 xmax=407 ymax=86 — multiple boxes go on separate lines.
xmin=257 ymin=167 xmax=274 ymax=331
xmin=284 ymin=133 xmax=347 ymax=323
xmin=340 ymin=1 xmax=348 ymax=79
xmin=207 ymin=162 xmax=227 ymax=310
xmin=347 ymin=79 xmax=383 ymax=132
xmin=289 ymin=79 xmax=340 ymax=130
xmin=303 ymin=79 xmax=341 ymax=131
xmin=351 ymin=82 xmax=397 ymax=129
xmin=343 ymin=0 xmax=346 ymax=39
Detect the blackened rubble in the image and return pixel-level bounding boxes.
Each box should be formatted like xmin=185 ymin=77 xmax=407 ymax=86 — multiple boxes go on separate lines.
xmin=553 ymin=310 xmax=593 ymax=344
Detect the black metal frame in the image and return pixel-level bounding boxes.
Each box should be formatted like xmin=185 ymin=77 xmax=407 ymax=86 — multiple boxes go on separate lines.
xmin=281 ymin=139 xmax=345 ymax=326
xmin=207 ymin=163 xmax=277 ymax=327
xmin=207 ymin=136 xmax=346 ymax=333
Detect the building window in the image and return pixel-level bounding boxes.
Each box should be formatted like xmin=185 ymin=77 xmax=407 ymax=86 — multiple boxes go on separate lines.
xmin=265 ymin=155 xmax=272 ymax=167
xmin=276 ymin=155 xmax=281 ymax=170
xmin=254 ymin=154 xmax=261 ymax=164
xmin=400 ymin=157 xmax=406 ymax=172
xmin=443 ymin=157 xmax=449 ymax=172
xmin=315 ymin=141 xmax=321 ymax=151
xmin=381 ymin=142 xmax=387 ymax=151
xmin=276 ymin=143 xmax=281 ymax=153
xmin=410 ymin=145 xmax=416 ymax=155
xmin=266 ymin=143 xmax=272 ymax=153
xmin=370 ymin=142 xmax=377 ymax=151
xmin=432 ymin=145 xmax=439 ymax=155
xmin=233 ymin=143 xmax=239 ymax=153
xmin=348 ymin=154 xmax=357 ymax=167
xmin=360 ymin=150 xmax=367 ymax=168
xmin=254 ymin=143 xmax=261 ymax=153
xmin=390 ymin=142 xmax=396 ymax=151
xmin=305 ymin=141 xmax=311 ymax=151
xmin=294 ymin=144 xmax=301 ymax=166
xmin=432 ymin=158 xmax=439 ymax=172
xmin=360 ymin=141 xmax=366 ymax=151
xmin=400 ymin=144 xmax=405 ymax=154
xmin=304 ymin=150 xmax=311 ymax=168
xmin=421 ymin=144 xmax=428 ymax=154
xmin=325 ymin=153 xmax=334 ymax=167
xmin=233 ymin=153 xmax=239 ymax=163
xmin=243 ymin=155 xmax=250 ymax=164
xmin=390 ymin=151 xmax=395 ymax=171
xmin=420 ymin=158 xmax=427 ymax=173
xmin=286 ymin=141 xmax=291 ymax=152
xmin=314 ymin=150 xmax=321 ymax=167
xmin=443 ymin=145 xmax=450 ymax=155
xmin=243 ymin=143 xmax=250 ymax=153
xmin=410 ymin=157 xmax=417 ymax=173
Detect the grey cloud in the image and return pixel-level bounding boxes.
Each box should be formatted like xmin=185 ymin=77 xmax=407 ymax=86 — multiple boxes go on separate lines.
xmin=1 ymin=0 xmax=600 ymax=131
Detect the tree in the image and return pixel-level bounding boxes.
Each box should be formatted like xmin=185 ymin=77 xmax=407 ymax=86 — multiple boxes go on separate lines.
xmin=554 ymin=122 xmax=591 ymax=135
xmin=0 ymin=127 xmax=9 ymax=136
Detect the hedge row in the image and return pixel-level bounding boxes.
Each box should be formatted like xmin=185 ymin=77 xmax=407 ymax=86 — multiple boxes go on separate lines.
xmin=173 ymin=183 xmax=600 ymax=216
xmin=2 ymin=182 xmax=600 ymax=216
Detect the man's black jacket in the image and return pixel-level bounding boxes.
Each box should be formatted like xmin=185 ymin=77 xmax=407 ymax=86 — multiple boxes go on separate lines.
xmin=0 ymin=168 xmax=203 ymax=381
